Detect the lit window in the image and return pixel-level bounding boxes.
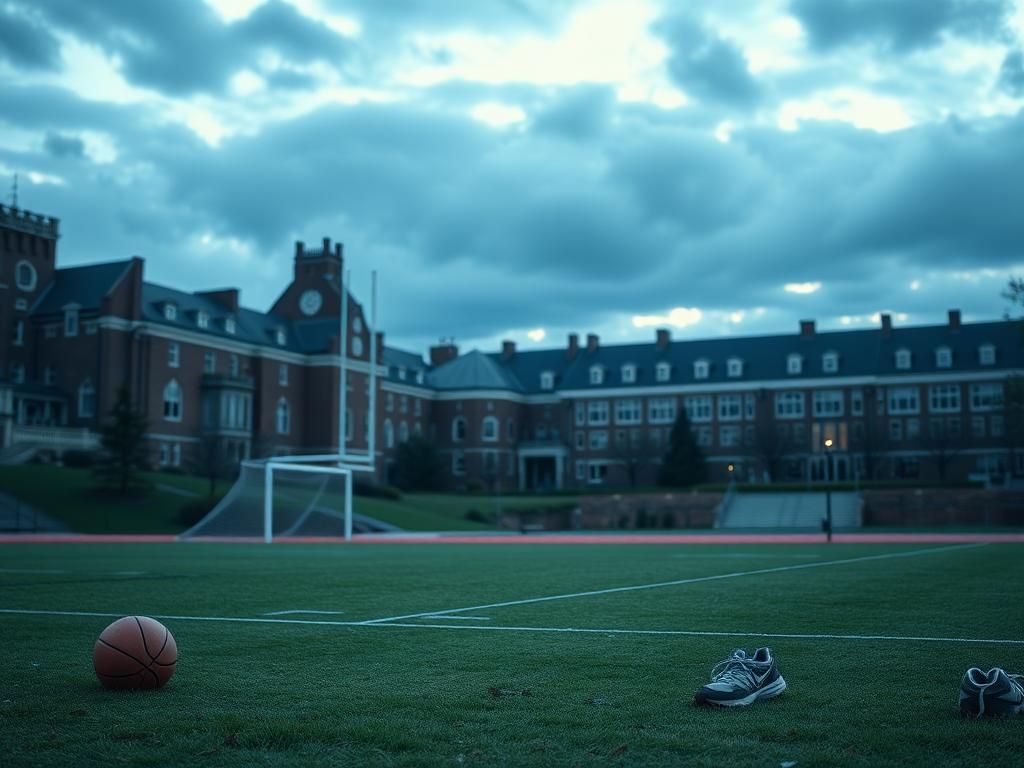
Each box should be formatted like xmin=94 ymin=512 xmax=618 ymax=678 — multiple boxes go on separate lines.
xmin=895 ymin=349 xmax=911 ymax=370
xmin=787 ymin=354 xmax=802 ymax=375
xmin=979 ymin=344 xmax=995 ymax=366
xmin=694 ymin=360 xmax=709 ymax=380
xmin=656 ymin=362 xmax=671 ymax=382
xmin=726 ymin=358 xmax=743 ymax=378
xmin=935 ymin=347 xmax=952 ymax=368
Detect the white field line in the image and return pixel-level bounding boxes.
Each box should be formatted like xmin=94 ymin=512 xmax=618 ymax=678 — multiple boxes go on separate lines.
xmin=0 ymin=568 xmax=67 ymax=574
xmin=262 ymin=610 xmax=346 ymax=616
xmin=0 ymin=607 xmax=1021 ymax=646
xmin=419 ymin=614 xmax=491 ymax=621
xmin=670 ymin=554 xmax=822 ymax=559
xmin=358 ymin=542 xmax=989 ymax=625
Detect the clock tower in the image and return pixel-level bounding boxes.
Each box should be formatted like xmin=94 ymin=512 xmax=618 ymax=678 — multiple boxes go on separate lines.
xmin=269 ymin=236 xmax=344 ymax=320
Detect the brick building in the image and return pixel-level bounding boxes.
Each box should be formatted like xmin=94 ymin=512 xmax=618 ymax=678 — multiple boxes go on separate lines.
xmin=3 ymin=202 xmax=1023 ymax=490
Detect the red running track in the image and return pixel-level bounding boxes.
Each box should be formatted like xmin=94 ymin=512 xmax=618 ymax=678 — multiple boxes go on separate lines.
xmin=2 ymin=532 xmax=1024 ymax=545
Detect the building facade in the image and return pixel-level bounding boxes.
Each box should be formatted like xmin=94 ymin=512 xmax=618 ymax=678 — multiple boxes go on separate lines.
xmin=3 ymin=203 xmax=1023 ymax=489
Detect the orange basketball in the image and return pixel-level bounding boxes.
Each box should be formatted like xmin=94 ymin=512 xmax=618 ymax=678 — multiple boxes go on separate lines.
xmin=93 ymin=616 xmax=177 ymax=690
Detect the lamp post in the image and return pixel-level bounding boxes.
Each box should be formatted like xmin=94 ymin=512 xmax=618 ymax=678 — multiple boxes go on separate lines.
xmin=823 ymin=438 xmax=834 ymax=543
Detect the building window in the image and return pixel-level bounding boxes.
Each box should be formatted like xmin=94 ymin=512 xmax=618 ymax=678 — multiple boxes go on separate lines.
xmin=851 ymin=389 xmax=863 ymax=416
xmin=889 ymin=420 xmax=903 ymax=441
xmin=482 ymin=416 xmax=498 ymax=441
xmin=695 ymin=426 xmax=713 ymax=447
xmin=587 ymin=462 xmax=608 ymax=485
xmin=621 ymin=364 xmax=636 ymax=383
xmin=384 ymin=419 xmax=394 ymax=449
xmin=775 ymin=391 xmax=804 ymax=419
xmin=197 ymin=310 xmax=209 ymax=329
xmin=718 ymin=394 xmax=742 ymax=421
xmin=906 ymin=418 xmax=920 ymax=440
xmin=11 ymin=363 xmax=25 ymax=384
xmin=587 ymin=400 xmax=609 ymax=425
xmin=888 ymin=386 xmax=920 ymax=414
xmin=787 ymin=354 xmax=802 ymax=375
xmin=225 ymin=317 xmax=236 ymax=334
xmin=16 ymin=260 xmax=38 ymax=291
xmin=822 ymin=352 xmax=838 ymax=373
xmin=204 ymin=352 xmax=216 ymax=374
xmin=589 ymin=365 xmax=604 ymax=385
xmin=540 ymin=371 xmax=554 ymax=390
xmin=64 ymin=308 xmax=79 ymax=337
xmin=655 ymin=361 xmax=671 ymax=382
xmin=575 ymin=461 xmax=586 ymax=481
xmin=385 ymin=393 xmax=394 ymax=412
xmin=399 ymin=422 xmax=409 ymax=443
xmin=588 ymin=431 xmax=608 ymax=450
xmin=84 ymin=321 xmax=97 ymax=335
xmin=230 ymin=354 xmax=240 ymax=377
xmin=720 ymin=425 xmax=741 ymax=447
xmin=452 ymin=416 xmax=466 ymax=442
xmin=400 ymin=396 xmax=408 ymax=414
xmin=78 ymin=380 xmax=96 ymax=418
xmin=575 ymin=431 xmax=585 ymax=450
xmin=615 ymin=399 xmax=642 ymax=425
xmin=415 ymin=399 xmax=422 ymax=417
xmin=275 ymin=329 xmax=286 ymax=346
xmin=970 ymin=383 xmax=1003 ymax=411
xmin=727 ymin=358 xmax=743 ymax=378
xmin=648 ymin=397 xmax=676 ymax=424
xmin=276 ymin=398 xmax=290 ymax=434
xmin=13 ymin=320 xmax=23 ymax=346
xmin=935 ymin=347 xmax=952 ymax=368
xmin=574 ymin=403 xmax=585 ymax=427
xmin=971 ymin=416 xmax=986 ymax=438
xmin=163 ymin=380 xmax=182 ymax=421
xmin=452 ymin=451 xmax=465 ymax=476
xmin=979 ymin=344 xmax=995 ymax=365
xmin=159 ymin=443 xmax=169 ymax=466
xmin=684 ymin=395 xmax=713 ymax=423
xmin=44 ymin=366 xmax=55 ymax=386
xmin=278 ymin=364 xmax=288 ymax=386
xmin=813 ymin=390 xmax=844 ymax=417
xmin=744 ymin=394 xmax=755 ymax=420
xmin=693 ymin=359 xmax=709 ymax=380
xmin=164 ymin=303 xmax=177 ymax=321
xmin=928 ymin=384 xmax=960 ymax=413
xmin=171 ymin=443 xmax=181 ymax=467
xmin=168 ymin=342 xmax=180 ymax=368
xmin=895 ymin=349 xmax=912 ymax=370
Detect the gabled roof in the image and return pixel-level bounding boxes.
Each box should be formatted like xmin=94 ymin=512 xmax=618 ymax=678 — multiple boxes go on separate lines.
xmin=429 ymin=349 xmax=525 ymax=391
xmin=31 ymin=260 xmax=133 ymax=315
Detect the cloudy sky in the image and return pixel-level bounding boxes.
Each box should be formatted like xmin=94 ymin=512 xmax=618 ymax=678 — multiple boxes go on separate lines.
xmin=2 ymin=0 xmax=1023 ymax=356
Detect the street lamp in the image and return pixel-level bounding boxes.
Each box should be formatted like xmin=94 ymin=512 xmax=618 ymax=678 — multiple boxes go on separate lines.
xmin=823 ymin=438 xmax=834 ymax=543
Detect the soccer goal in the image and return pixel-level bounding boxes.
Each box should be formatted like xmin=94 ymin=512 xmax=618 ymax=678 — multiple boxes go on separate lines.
xmin=179 ymin=460 xmax=354 ymax=542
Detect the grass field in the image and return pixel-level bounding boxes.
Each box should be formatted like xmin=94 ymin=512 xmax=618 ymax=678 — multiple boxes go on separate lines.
xmin=1 ymin=540 xmax=1022 ymax=767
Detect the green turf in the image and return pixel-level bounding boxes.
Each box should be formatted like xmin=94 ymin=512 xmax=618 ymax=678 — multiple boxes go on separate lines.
xmin=1 ymin=541 xmax=1022 ymax=766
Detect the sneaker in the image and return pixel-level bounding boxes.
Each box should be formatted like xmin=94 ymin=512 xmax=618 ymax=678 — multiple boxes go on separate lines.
xmin=694 ymin=647 xmax=787 ymax=707
xmin=959 ymin=667 xmax=1024 ymax=717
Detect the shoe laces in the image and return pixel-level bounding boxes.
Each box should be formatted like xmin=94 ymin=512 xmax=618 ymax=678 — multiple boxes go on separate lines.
xmin=970 ymin=669 xmax=1024 ymax=717
xmin=710 ymin=652 xmax=763 ymax=689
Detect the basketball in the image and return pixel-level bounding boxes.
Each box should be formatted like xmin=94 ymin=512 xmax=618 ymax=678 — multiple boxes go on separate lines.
xmin=93 ymin=616 xmax=177 ymax=690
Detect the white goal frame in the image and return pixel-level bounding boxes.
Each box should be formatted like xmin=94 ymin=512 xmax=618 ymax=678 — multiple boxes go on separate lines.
xmin=263 ymin=461 xmax=353 ymax=543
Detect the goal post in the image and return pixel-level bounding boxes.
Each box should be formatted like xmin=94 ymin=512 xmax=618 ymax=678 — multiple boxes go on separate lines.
xmin=262 ymin=461 xmax=353 ymax=543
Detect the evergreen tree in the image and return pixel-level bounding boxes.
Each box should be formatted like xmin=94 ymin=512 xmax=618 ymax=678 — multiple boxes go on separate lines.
xmin=391 ymin=435 xmax=445 ymax=492
xmin=93 ymin=387 xmax=150 ymax=495
xmin=657 ymin=408 xmax=708 ymax=487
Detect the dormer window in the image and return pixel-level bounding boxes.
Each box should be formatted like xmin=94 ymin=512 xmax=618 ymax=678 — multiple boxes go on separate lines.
xmin=895 ymin=348 xmax=912 ymax=370
xmin=275 ymin=328 xmax=286 ymax=346
xmin=621 ymin=364 xmax=636 ymax=384
xmin=726 ymin=358 xmax=743 ymax=378
xmin=540 ymin=371 xmax=554 ymax=390
xmin=163 ymin=303 xmax=177 ymax=321
xmin=787 ymin=354 xmax=802 ymax=375
xmin=196 ymin=310 xmax=209 ymax=329
xmin=979 ymin=344 xmax=995 ymax=366
xmin=64 ymin=306 xmax=79 ymax=337
xmin=935 ymin=346 xmax=952 ymax=368
xmin=822 ymin=352 xmax=838 ymax=373
xmin=656 ymin=362 xmax=670 ymax=382
xmin=225 ymin=317 xmax=236 ymax=335
xmin=693 ymin=359 xmax=710 ymax=380
xmin=589 ymin=365 xmax=604 ymax=385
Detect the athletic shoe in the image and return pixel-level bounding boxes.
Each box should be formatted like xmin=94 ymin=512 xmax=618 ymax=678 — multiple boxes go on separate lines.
xmin=694 ymin=647 xmax=787 ymax=707
xmin=959 ymin=667 xmax=1024 ymax=717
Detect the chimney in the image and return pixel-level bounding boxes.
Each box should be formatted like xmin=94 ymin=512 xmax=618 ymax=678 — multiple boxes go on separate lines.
xmin=948 ymin=309 xmax=961 ymax=330
xmin=880 ymin=313 xmax=892 ymax=337
xmin=656 ymin=328 xmax=670 ymax=348
xmin=567 ymin=333 xmax=579 ymax=360
xmin=800 ymin=319 xmax=815 ymax=337
xmin=501 ymin=340 xmax=516 ymax=360
xmin=430 ymin=342 xmax=459 ymax=367
xmin=295 ymin=240 xmax=304 ymax=259
xmin=586 ymin=333 xmax=599 ymax=354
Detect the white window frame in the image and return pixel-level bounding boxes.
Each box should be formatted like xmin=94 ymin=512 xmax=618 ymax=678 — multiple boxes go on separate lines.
xmin=225 ymin=317 xmax=236 ymax=335
xmin=656 ymin=362 xmax=671 ymax=382
xmin=587 ymin=400 xmax=609 ymax=426
xmin=482 ymin=415 xmax=498 ymax=442
xmin=684 ymin=395 xmax=713 ymax=423
xmin=621 ymin=364 xmax=636 ymax=384
xmin=64 ymin=307 xmax=79 ymax=337
xmin=693 ymin=359 xmax=710 ymax=380
xmin=935 ymin=347 xmax=952 ymax=369
xmin=540 ymin=371 xmax=554 ymax=390
xmin=648 ymin=397 xmax=676 ymax=424
xmin=888 ymin=386 xmax=920 ymax=415
xmin=163 ymin=380 xmax=182 ymax=422
xmin=587 ymin=461 xmax=608 ymax=486
xmin=813 ymin=390 xmax=844 ymax=418
xmin=452 ymin=416 xmax=466 ymax=442
xmin=787 ymin=354 xmax=802 ymax=375
xmin=726 ymin=358 xmax=743 ymax=378
xmin=168 ymin=342 xmax=180 ymax=368
xmin=979 ymin=344 xmax=995 ymax=366
xmin=775 ymin=391 xmax=804 ymax=419
xmin=588 ymin=430 xmax=608 ymax=450
xmin=276 ymin=398 xmax=290 ymax=435
xmin=204 ymin=351 xmax=216 ymax=374
xmin=197 ymin=310 xmax=209 ymax=329
xmin=589 ymin=365 xmax=604 ymax=385
xmin=970 ymin=383 xmax=1003 ymax=412
xmin=928 ymin=384 xmax=960 ymax=413
xmin=615 ymin=399 xmax=642 ymax=425
xmin=275 ymin=329 xmax=286 ymax=346
xmin=164 ymin=303 xmax=177 ymax=321
xmin=15 ymin=260 xmax=37 ymax=291
xmin=895 ymin=348 xmax=912 ymax=370
xmin=717 ymin=394 xmax=742 ymax=421
xmin=719 ymin=425 xmax=741 ymax=447
xmin=822 ymin=352 xmax=838 ymax=373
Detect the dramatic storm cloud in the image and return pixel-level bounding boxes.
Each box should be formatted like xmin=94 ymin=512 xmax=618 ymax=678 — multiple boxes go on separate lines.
xmin=1 ymin=0 xmax=1022 ymax=355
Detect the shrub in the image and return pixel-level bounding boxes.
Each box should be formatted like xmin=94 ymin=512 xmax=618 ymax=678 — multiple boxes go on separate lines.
xmin=464 ymin=508 xmax=494 ymax=524
xmin=352 ymin=479 xmax=402 ymax=500
xmin=62 ymin=450 xmax=97 ymax=468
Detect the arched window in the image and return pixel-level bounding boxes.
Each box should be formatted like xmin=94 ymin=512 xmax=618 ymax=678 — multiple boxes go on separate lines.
xmin=384 ymin=418 xmax=394 ymax=449
xmin=15 ymin=260 xmax=37 ymax=291
xmin=78 ymin=380 xmax=96 ymax=418
xmin=482 ymin=415 xmax=498 ymax=442
xmin=276 ymin=398 xmax=290 ymax=435
xmin=163 ymin=380 xmax=182 ymax=421
xmin=452 ymin=416 xmax=466 ymax=442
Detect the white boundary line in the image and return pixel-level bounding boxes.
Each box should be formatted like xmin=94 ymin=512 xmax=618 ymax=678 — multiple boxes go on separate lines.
xmin=357 ymin=543 xmax=989 ymax=625
xmin=262 ymin=610 xmax=346 ymax=616
xmin=0 ymin=608 xmax=1020 ymax=646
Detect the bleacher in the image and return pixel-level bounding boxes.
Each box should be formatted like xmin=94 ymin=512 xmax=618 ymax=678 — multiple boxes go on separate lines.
xmin=717 ymin=492 xmax=862 ymax=529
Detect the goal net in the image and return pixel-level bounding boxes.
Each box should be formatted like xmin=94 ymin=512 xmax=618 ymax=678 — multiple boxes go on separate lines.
xmin=179 ymin=460 xmax=353 ymax=542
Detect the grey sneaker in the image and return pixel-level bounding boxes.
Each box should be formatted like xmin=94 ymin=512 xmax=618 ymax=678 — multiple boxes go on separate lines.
xmin=959 ymin=667 xmax=1024 ymax=717
xmin=694 ymin=647 xmax=787 ymax=707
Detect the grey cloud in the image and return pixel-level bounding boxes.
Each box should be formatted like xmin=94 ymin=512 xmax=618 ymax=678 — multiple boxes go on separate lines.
xmin=0 ymin=4 xmax=62 ymax=70
xmin=999 ymin=50 xmax=1024 ymax=96
xmin=655 ymin=15 xmax=761 ymax=109
xmin=43 ymin=132 xmax=85 ymax=158
xmin=790 ymin=0 xmax=1012 ymax=52
xmin=531 ymin=85 xmax=615 ymax=140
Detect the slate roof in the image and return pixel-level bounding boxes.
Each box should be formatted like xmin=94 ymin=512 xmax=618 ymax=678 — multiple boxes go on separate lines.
xmin=428 ymin=350 xmax=525 ymax=391
xmin=31 ymin=260 xmax=133 ymax=315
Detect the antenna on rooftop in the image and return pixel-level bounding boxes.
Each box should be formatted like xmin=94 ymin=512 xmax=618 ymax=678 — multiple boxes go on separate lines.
xmin=9 ymin=173 xmax=17 ymax=208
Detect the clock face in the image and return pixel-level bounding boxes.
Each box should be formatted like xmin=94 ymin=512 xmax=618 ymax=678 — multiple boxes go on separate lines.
xmin=299 ymin=289 xmax=322 ymax=316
